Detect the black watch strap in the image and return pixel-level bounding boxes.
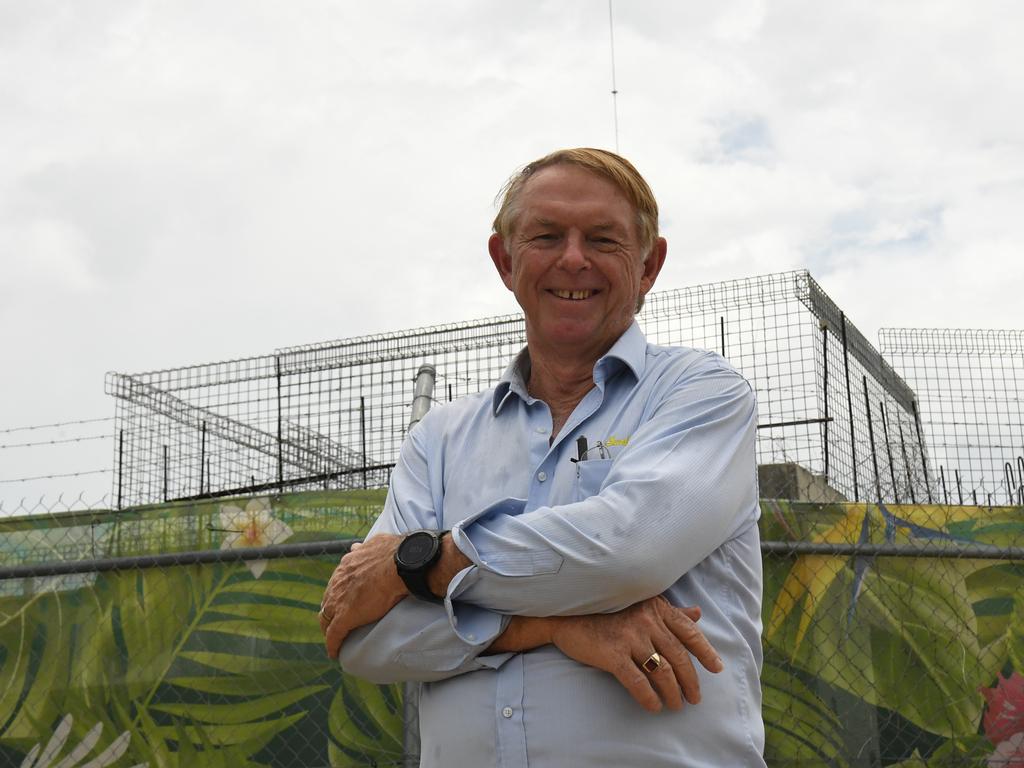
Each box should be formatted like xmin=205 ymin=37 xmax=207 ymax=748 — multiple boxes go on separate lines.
xmin=402 ymin=566 xmax=441 ymax=603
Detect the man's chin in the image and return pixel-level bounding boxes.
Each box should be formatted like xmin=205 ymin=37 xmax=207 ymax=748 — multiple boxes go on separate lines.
xmin=530 ymin=322 xmax=623 ymax=356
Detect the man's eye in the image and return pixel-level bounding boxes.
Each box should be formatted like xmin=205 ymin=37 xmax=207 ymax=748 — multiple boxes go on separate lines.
xmin=592 ymin=237 xmax=619 ymax=250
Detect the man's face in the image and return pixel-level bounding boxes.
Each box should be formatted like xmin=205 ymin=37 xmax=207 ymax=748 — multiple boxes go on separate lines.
xmin=489 ymin=164 xmax=666 ymax=359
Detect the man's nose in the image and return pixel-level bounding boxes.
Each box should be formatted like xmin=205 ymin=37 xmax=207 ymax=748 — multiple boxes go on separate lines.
xmin=556 ymin=233 xmax=590 ymax=271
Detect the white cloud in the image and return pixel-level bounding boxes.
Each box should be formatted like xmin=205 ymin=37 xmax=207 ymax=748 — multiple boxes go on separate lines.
xmin=1 ymin=216 xmax=98 ymax=295
xmin=2 ymin=0 xmax=1022 ymax=506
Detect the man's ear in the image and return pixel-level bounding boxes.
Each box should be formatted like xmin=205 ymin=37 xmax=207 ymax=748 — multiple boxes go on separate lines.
xmin=638 ymin=236 xmax=667 ymax=297
xmin=488 ymin=233 xmax=515 ymax=292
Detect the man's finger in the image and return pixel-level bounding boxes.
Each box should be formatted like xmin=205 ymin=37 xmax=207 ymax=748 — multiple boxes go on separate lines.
xmin=609 ymin=659 xmax=662 ymax=713
xmin=679 ymin=605 xmax=701 ymax=623
xmin=638 ymin=649 xmax=684 ymax=710
xmin=325 ymin=617 xmax=351 ymax=660
xmin=651 ymin=626 xmax=702 ymax=706
xmin=663 ymin=606 xmax=723 ymax=674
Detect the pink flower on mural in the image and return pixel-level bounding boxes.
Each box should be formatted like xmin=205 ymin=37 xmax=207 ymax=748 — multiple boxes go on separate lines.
xmin=981 ymin=672 xmax=1024 ymax=767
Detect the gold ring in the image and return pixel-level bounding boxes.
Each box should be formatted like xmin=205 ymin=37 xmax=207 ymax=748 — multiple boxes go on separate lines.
xmin=642 ymin=652 xmax=663 ymax=673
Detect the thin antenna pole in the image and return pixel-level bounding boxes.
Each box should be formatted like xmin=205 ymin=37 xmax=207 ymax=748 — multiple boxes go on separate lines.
xmin=608 ymin=0 xmax=620 ymax=152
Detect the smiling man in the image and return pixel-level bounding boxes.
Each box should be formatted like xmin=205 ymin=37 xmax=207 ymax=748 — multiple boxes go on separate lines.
xmin=320 ymin=148 xmax=766 ymax=767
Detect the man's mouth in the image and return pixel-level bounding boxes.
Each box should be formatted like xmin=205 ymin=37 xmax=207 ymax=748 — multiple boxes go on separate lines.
xmin=551 ymin=289 xmax=595 ymax=300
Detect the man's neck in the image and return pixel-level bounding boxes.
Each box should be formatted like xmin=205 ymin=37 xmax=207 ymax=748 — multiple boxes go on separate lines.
xmin=525 ymin=343 xmax=604 ymax=441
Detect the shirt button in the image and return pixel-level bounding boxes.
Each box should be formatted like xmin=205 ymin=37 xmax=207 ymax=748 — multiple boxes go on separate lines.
xmin=535 ymin=426 xmax=546 ymax=434
xmin=502 ymin=707 xmax=514 ymax=718
xmin=537 ymin=471 xmax=547 ymax=482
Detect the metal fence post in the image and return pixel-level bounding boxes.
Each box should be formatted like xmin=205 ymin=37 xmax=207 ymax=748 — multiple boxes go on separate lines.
xmin=117 ymin=429 xmax=124 ymax=510
xmin=199 ymin=421 xmax=207 ymax=496
xmin=360 ymin=396 xmax=367 ymax=489
xmin=276 ymin=356 xmax=284 ymax=489
xmin=880 ymin=401 xmax=899 ymax=504
xmin=841 ymin=313 xmax=858 ymax=499
xmin=863 ymin=376 xmax=882 ymax=501
xmin=821 ymin=322 xmax=831 ymax=481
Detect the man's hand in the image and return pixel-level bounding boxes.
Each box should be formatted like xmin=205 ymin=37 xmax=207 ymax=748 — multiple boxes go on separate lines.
xmin=320 ymin=534 xmax=406 ymax=659
xmin=551 ymin=596 xmax=723 ymax=712
xmin=490 ymin=595 xmax=722 ymax=713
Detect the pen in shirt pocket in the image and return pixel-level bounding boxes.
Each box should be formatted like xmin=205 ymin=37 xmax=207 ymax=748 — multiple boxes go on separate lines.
xmin=576 ymin=436 xmax=588 ymax=462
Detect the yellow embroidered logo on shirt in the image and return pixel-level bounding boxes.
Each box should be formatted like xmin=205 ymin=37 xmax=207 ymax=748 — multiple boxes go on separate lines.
xmin=604 ymin=436 xmax=630 ymax=447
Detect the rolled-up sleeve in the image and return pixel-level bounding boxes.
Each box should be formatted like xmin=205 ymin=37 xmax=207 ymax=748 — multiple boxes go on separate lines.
xmin=449 ymin=363 xmax=758 ymax=617
xmin=338 ymin=424 xmax=512 ymax=683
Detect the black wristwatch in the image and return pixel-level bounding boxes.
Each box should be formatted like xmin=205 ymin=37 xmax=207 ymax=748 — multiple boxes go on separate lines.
xmin=395 ymin=530 xmax=448 ymax=603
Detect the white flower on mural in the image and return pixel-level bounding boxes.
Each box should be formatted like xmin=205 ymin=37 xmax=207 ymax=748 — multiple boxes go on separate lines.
xmin=217 ymin=497 xmax=294 ymax=578
xmin=20 ymin=714 xmax=146 ymax=768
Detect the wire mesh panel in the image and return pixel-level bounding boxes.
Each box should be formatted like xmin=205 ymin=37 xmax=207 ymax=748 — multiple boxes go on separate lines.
xmin=105 ymin=319 xmax=528 ymax=508
xmin=107 ymin=270 xmax=923 ymax=508
xmin=879 ymin=329 xmax=1024 ymax=507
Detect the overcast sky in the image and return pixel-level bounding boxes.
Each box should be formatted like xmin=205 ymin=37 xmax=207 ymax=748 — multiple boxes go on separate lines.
xmin=2 ymin=0 xmax=1022 ymax=511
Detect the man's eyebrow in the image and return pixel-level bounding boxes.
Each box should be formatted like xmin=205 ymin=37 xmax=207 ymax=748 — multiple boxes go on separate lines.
xmin=591 ymin=222 xmax=627 ymax=233
xmin=522 ymin=219 xmax=627 ymax=233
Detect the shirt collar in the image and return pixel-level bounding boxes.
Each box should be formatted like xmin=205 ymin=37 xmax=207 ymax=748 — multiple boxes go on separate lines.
xmin=492 ymin=321 xmax=647 ymax=415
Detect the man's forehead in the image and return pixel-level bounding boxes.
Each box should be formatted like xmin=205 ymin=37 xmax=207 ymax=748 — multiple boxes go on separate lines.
xmin=518 ymin=167 xmax=634 ymax=213
xmin=523 ymin=214 xmax=630 ymax=233
xmin=520 ymin=163 xmax=625 ymax=196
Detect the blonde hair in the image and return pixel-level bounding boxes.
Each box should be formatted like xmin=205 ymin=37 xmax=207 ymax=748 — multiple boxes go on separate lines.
xmin=492 ymin=148 xmax=660 ymax=255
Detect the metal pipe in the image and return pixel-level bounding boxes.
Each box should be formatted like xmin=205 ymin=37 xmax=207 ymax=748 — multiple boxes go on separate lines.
xmin=0 ymin=539 xmax=361 ymax=580
xmin=757 ymin=417 xmax=833 ymax=430
xmin=5 ymin=537 xmax=1023 ymax=582
xmin=760 ymin=541 xmax=1024 ymax=560
xmin=408 ymin=364 xmax=437 ymax=431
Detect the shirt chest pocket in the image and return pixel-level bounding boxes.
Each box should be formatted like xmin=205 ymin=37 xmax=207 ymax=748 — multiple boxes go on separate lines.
xmin=574 ymin=458 xmax=614 ymax=501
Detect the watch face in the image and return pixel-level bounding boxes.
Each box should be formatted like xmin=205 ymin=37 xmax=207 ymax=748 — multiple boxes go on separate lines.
xmin=399 ymin=531 xmax=436 ymax=566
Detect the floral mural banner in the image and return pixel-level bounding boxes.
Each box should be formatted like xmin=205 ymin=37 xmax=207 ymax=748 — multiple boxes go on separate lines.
xmin=0 ymin=492 xmax=1022 ymax=767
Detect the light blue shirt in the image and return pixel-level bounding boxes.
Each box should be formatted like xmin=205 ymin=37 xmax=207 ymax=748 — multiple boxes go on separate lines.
xmin=341 ymin=322 xmax=766 ymax=767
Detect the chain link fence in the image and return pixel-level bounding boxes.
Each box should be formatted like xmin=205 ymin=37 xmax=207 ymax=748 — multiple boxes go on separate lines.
xmin=1 ymin=491 xmax=1022 ymax=767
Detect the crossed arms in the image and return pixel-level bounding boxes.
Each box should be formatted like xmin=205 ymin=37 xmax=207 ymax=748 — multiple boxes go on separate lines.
xmin=319 ymin=360 xmax=758 ymax=712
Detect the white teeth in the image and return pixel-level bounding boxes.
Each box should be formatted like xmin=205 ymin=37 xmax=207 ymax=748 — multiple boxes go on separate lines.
xmin=554 ymin=290 xmax=593 ymax=300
